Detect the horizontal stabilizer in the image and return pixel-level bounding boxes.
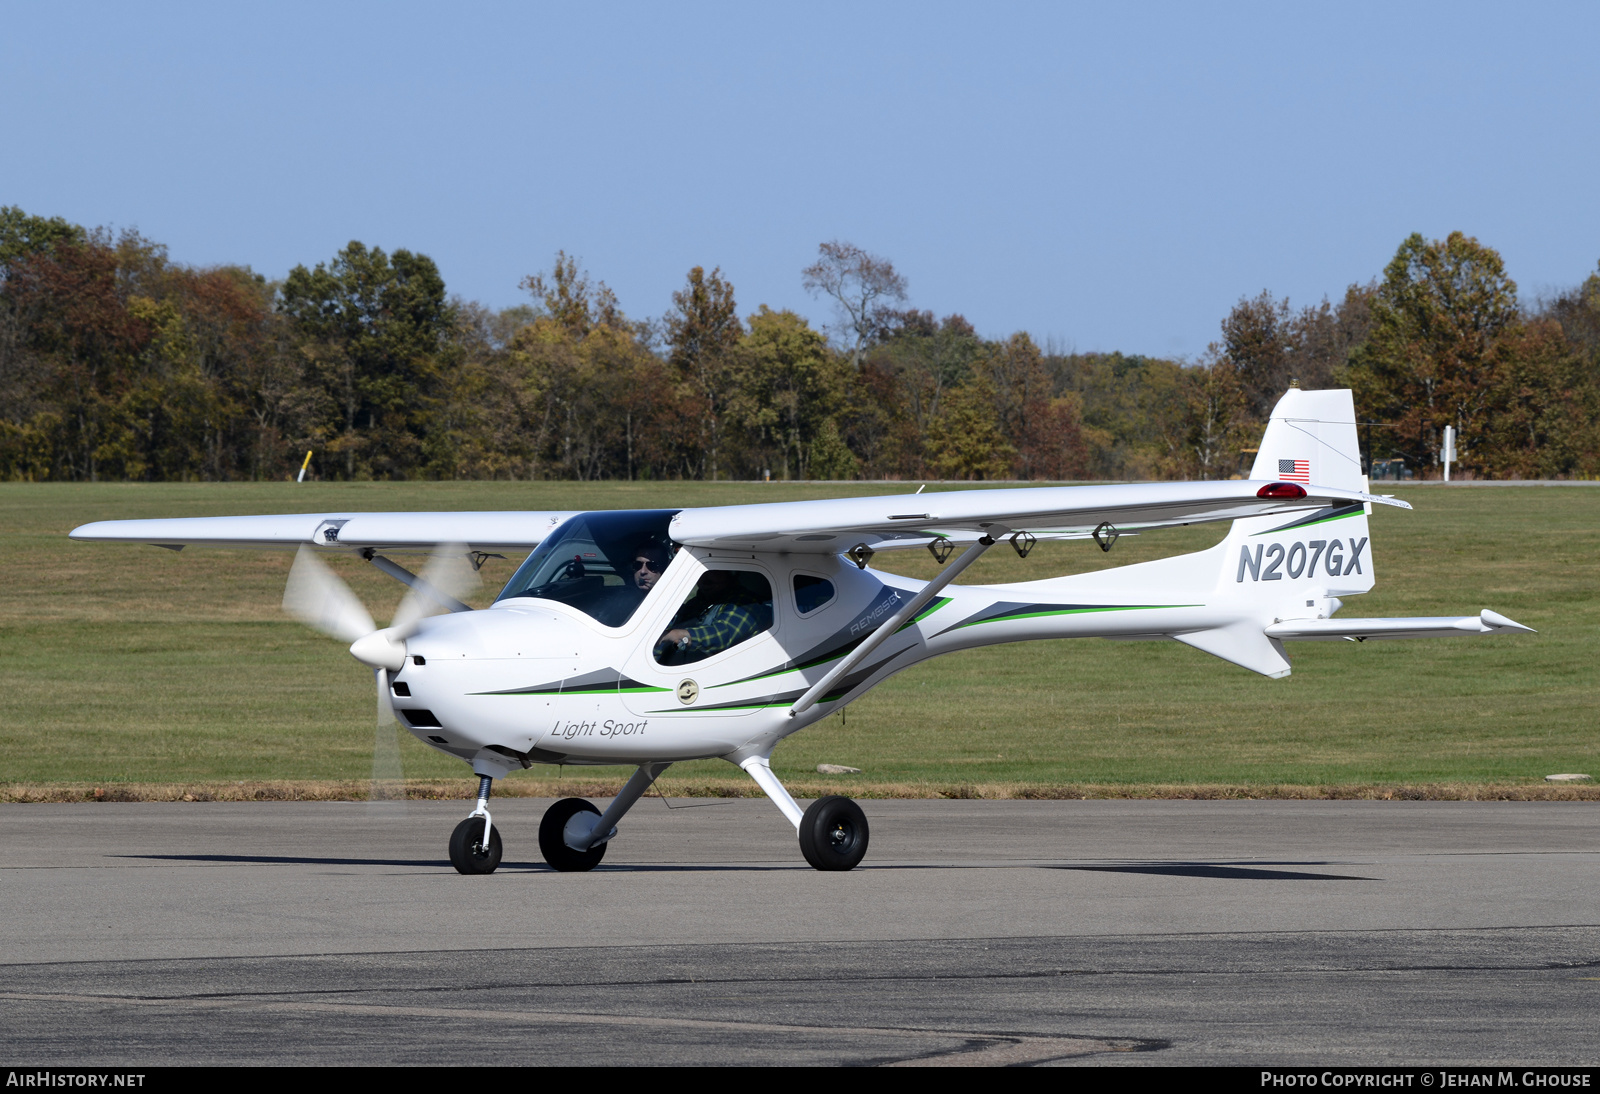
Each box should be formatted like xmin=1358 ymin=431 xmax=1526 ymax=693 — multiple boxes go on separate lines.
xmin=1174 ymin=622 xmax=1293 ymax=679
xmin=1265 ymin=609 xmax=1535 ymax=642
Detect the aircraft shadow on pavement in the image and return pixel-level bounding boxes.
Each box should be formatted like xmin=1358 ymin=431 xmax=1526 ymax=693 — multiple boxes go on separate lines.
xmin=1056 ymin=862 xmax=1375 ymax=881
xmin=122 ymin=855 xmax=1374 ymax=879
xmin=119 ymin=854 xmax=796 ymax=872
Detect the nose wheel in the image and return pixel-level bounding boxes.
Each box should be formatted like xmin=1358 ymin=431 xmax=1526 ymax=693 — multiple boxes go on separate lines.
xmin=449 ymin=773 xmax=502 ymax=875
xmin=449 ymin=815 xmax=502 ymax=874
xmin=799 ymin=795 xmax=869 ymax=871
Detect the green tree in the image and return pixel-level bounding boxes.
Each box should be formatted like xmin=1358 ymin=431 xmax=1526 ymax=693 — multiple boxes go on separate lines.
xmin=280 ymin=242 xmax=453 ymax=479
xmin=732 ymin=307 xmax=845 ymax=480
xmin=927 ymin=376 xmax=1014 ymax=480
xmin=807 ymin=417 xmax=859 ymax=480
xmin=0 ymin=206 xmax=86 ymax=279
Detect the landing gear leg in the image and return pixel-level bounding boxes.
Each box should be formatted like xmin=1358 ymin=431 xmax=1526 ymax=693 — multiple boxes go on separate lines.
xmin=449 ymin=774 xmax=502 ymax=875
xmin=738 ymin=756 xmax=870 ymax=871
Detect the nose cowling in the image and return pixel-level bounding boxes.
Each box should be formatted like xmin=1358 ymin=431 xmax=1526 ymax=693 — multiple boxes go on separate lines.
xmin=349 ymin=627 xmax=407 ymax=671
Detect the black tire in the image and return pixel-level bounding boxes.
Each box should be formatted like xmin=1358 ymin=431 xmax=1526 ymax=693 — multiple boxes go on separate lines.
xmin=449 ymin=815 xmax=502 ymax=875
xmin=798 ymin=795 xmax=869 ymax=871
xmin=538 ymin=797 xmax=608 ymax=872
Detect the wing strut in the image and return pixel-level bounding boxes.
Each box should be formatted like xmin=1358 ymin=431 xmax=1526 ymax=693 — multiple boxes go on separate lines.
xmin=362 ymin=551 xmax=473 ymax=614
xmin=789 ymin=534 xmax=999 ymax=717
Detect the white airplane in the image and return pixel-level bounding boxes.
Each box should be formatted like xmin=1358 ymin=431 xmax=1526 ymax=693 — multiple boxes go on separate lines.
xmin=71 ymin=389 xmax=1532 ymax=874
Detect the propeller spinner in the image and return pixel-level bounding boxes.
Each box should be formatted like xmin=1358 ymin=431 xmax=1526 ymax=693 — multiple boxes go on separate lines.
xmin=281 ymin=545 xmax=480 ymax=801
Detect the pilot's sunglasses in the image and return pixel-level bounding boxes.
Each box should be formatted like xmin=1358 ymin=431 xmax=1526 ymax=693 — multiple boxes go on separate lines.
xmin=632 ymin=558 xmax=660 ymax=572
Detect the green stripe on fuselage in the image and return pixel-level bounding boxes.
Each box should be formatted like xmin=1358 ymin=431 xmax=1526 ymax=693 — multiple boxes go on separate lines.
xmin=1253 ymin=507 xmax=1363 ymax=536
xmin=952 ymin=604 xmax=1197 ymax=629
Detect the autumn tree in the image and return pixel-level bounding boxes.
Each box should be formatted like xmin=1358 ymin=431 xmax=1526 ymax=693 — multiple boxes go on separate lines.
xmin=1 ymin=231 xmax=157 ymax=480
xmin=802 ymin=241 xmax=908 ymax=369
xmin=1220 ymin=287 xmax=1374 ymax=423
xmin=1347 ymin=232 xmax=1520 ymax=474
xmin=1 ymin=208 xmax=89 ymax=476
xmin=1051 ymin=351 xmax=1188 ymax=479
xmin=500 ymin=254 xmax=673 ymax=480
xmin=1159 ymin=354 xmax=1250 ymax=480
xmin=983 ymin=332 xmax=1087 ymax=480
xmin=1471 ymin=319 xmax=1592 ymax=478
xmin=859 ymin=312 xmax=983 ymax=477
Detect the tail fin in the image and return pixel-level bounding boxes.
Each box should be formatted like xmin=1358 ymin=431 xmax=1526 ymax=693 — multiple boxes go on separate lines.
xmin=1247 ymin=387 xmax=1367 ymax=492
xmin=1174 ymin=389 xmax=1375 ymax=677
xmin=1227 ymin=387 xmax=1374 ymax=599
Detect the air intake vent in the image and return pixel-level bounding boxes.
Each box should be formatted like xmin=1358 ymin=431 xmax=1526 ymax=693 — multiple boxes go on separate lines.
xmin=398 ymin=709 xmax=441 ymax=728
xmin=390 ymin=681 xmax=411 ymax=697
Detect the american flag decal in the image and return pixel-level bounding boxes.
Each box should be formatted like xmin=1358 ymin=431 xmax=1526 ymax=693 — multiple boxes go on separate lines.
xmin=1279 ymin=459 xmax=1311 ymax=483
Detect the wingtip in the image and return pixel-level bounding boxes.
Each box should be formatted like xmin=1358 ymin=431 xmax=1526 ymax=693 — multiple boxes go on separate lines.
xmin=1480 ymin=609 xmax=1535 ymax=633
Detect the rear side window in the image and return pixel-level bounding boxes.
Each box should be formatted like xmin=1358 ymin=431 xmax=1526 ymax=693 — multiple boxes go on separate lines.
xmin=793 ymin=574 xmax=835 ymax=615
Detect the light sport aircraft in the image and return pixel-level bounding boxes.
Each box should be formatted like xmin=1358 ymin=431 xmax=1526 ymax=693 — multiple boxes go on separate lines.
xmin=71 ymin=388 xmax=1532 ymax=874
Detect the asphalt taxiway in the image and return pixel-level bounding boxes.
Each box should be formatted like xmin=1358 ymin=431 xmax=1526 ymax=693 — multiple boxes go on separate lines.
xmin=1 ymin=798 xmax=1596 ymax=1066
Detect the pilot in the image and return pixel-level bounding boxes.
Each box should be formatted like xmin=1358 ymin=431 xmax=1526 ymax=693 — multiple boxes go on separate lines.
xmin=632 ymin=542 xmax=670 ymax=592
xmin=656 ymin=570 xmax=767 ymax=662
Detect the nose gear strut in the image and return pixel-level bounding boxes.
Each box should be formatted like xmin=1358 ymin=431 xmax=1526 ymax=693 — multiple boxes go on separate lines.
xmin=448 ymin=774 xmax=501 ymax=874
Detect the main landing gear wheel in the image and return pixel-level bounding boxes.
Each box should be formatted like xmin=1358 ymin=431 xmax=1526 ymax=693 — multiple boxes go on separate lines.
xmin=448 ymin=816 xmax=502 ymax=875
xmin=799 ymin=795 xmax=869 ymax=871
xmin=539 ymin=797 xmax=608 ymax=872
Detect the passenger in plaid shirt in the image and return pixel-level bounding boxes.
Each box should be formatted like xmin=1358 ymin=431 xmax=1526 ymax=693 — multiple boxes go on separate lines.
xmin=657 ymin=570 xmax=770 ymax=663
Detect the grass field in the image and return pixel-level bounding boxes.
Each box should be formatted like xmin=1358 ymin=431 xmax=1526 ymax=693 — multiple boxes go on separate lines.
xmin=1 ymin=481 xmax=1595 ymax=800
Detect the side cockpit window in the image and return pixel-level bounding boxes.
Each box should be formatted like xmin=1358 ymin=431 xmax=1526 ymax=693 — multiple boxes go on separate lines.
xmin=793 ymin=574 xmax=835 ymax=615
xmin=654 ymin=570 xmax=774 ymax=665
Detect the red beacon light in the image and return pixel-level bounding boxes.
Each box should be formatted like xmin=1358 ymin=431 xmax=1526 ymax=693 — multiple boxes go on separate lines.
xmin=1257 ymin=482 xmax=1307 ymax=499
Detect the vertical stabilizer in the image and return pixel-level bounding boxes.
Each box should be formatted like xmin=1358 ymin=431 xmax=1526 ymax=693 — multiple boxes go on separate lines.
xmin=1163 ymin=390 xmax=1377 ymax=677
xmin=1225 ymin=388 xmax=1374 ymax=602
xmin=1247 ymin=387 xmax=1367 ymax=492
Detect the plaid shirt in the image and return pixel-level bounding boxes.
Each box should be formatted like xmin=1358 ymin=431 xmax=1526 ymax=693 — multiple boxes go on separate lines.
xmin=681 ymin=600 xmax=767 ymax=655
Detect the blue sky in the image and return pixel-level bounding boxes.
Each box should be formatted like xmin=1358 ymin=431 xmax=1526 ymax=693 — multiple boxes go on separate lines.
xmin=4 ymin=2 xmax=1597 ymax=357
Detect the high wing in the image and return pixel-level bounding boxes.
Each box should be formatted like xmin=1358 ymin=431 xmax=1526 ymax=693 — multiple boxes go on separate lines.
xmin=669 ymin=480 xmax=1409 ymax=554
xmin=68 ymin=511 xmax=582 ymax=553
xmin=69 ymin=481 xmax=1407 ymax=555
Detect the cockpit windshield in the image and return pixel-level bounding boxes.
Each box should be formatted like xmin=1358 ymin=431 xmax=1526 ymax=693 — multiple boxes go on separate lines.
xmin=494 ymin=510 xmax=679 ymax=627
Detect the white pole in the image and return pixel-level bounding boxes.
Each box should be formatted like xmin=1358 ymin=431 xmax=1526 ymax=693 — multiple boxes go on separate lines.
xmin=1442 ymin=426 xmax=1455 ymax=482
